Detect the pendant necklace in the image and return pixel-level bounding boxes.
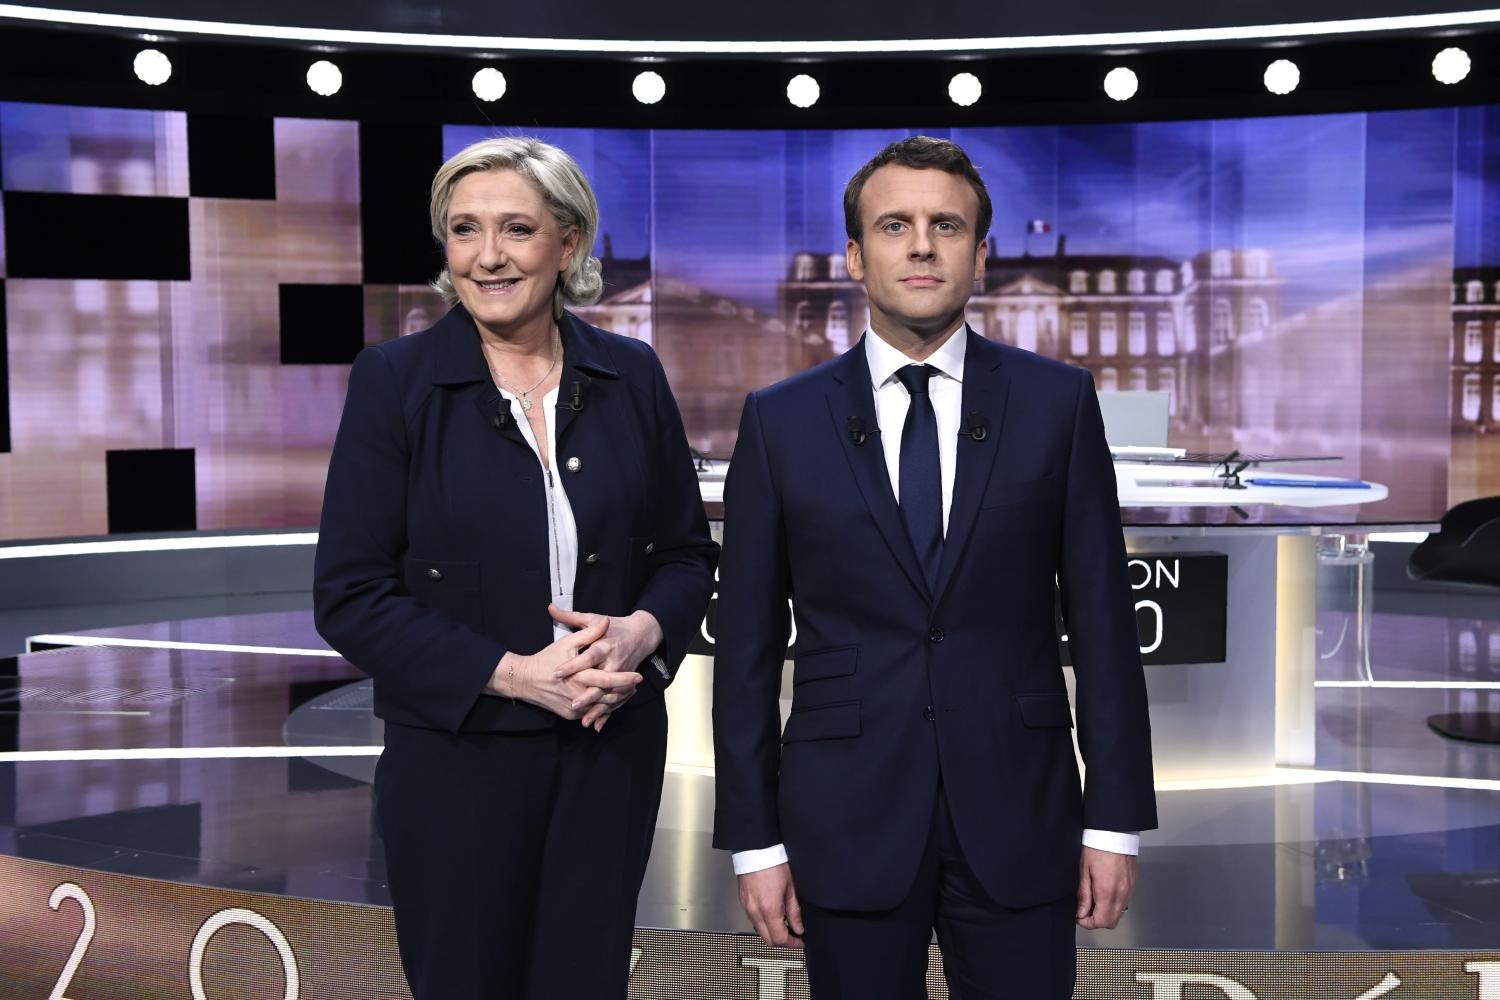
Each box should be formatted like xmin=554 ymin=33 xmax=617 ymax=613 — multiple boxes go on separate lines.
xmin=488 ymin=336 xmax=560 ymax=413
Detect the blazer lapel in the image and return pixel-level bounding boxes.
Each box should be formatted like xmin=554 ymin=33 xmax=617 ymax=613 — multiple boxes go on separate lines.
xmin=826 ymin=339 xmax=933 ymax=604
xmin=932 ymin=329 xmax=1009 ymax=607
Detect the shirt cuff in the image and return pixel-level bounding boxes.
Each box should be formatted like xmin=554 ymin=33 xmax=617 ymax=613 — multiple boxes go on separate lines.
xmin=1082 ymin=829 xmax=1140 ymax=856
xmin=731 ymin=844 xmax=790 ymax=875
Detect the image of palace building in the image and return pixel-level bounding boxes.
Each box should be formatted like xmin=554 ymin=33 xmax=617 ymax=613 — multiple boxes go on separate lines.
xmin=779 ymin=246 xmax=1281 ymax=446
xmin=1452 ymin=267 xmax=1500 ymax=434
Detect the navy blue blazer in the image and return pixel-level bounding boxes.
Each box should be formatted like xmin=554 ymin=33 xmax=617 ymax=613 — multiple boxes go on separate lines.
xmin=314 ymin=306 xmax=718 ymax=735
xmin=712 ymin=329 xmax=1157 ymax=911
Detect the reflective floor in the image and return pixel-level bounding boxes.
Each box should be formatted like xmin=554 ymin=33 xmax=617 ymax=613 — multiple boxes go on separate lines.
xmin=4 ymin=608 xmax=1499 ymax=950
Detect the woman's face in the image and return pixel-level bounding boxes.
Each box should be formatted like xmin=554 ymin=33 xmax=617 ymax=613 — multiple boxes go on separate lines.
xmin=444 ymin=168 xmax=577 ymax=338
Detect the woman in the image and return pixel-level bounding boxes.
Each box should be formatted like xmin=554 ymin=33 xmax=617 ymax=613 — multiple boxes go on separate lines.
xmin=313 ymin=136 xmax=717 ymax=998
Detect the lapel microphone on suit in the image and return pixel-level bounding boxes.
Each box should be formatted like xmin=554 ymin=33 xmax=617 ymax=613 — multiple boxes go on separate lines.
xmin=848 ymin=416 xmax=881 ymax=446
xmin=564 ymin=379 xmax=587 ymax=413
xmin=959 ymin=411 xmax=989 ymax=442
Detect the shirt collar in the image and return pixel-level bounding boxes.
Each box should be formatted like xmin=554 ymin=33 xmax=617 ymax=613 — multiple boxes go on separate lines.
xmin=864 ymin=320 xmax=968 ymax=390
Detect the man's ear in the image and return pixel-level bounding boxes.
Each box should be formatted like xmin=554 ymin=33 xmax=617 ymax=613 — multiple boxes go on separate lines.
xmin=972 ymin=237 xmax=988 ymax=281
xmin=847 ymin=238 xmax=865 ymax=281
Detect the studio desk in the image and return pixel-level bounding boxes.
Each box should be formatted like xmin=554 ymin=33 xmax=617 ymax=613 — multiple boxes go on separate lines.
xmin=684 ymin=458 xmax=1417 ymax=785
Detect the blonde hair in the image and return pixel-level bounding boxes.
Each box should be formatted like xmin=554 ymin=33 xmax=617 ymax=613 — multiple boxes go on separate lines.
xmin=429 ymin=136 xmax=603 ymax=317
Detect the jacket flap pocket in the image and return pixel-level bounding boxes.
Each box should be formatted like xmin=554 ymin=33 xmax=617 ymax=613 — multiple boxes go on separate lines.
xmin=404 ymin=557 xmax=481 ymax=590
xmin=981 ymin=474 xmax=1059 ymax=510
xmin=782 ymin=701 xmax=861 ymax=743
xmin=794 ymin=645 xmax=858 ymax=684
xmin=1016 ymin=693 xmax=1074 ymax=728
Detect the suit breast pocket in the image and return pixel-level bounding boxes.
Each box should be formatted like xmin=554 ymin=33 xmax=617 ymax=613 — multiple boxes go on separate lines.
xmin=980 ymin=474 xmax=1060 ymax=511
xmin=404 ymin=557 xmax=483 ymax=626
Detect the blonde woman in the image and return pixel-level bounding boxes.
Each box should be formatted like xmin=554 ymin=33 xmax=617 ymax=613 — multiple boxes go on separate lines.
xmin=314 ymin=137 xmax=717 ymax=999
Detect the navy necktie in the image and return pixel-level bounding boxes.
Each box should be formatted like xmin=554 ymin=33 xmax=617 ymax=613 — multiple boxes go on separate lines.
xmin=895 ymin=364 xmax=942 ymax=590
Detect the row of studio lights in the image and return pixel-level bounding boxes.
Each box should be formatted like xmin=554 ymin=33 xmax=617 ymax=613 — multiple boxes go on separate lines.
xmin=131 ymin=46 xmax=1479 ymax=105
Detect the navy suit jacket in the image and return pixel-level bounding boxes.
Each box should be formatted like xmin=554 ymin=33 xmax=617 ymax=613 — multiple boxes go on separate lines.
xmin=314 ymin=306 xmax=718 ymax=735
xmin=712 ymin=329 xmax=1157 ymax=911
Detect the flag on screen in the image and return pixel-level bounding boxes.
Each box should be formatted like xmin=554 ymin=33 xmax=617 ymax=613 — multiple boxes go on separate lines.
xmin=1027 ymin=219 xmax=1051 ymax=234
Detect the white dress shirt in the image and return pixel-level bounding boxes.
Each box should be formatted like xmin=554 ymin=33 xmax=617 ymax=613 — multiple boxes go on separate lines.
xmin=502 ymin=385 xmax=579 ymax=641
xmin=732 ymin=325 xmax=1138 ymax=876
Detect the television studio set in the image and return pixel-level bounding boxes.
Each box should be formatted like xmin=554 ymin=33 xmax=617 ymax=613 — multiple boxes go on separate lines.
xmin=0 ymin=1 xmax=1499 ymax=997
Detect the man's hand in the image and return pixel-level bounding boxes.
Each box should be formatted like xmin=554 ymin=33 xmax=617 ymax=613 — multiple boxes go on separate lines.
xmin=738 ymin=863 xmax=805 ymax=949
xmin=1076 ymin=846 xmax=1136 ymax=929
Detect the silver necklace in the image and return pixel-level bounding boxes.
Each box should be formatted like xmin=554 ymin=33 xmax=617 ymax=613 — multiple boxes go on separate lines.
xmin=487 ymin=336 xmax=560 ymax=413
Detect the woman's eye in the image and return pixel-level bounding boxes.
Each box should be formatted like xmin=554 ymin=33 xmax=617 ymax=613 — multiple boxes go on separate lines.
xmin=506 ymin=225 xmax=534 ymax=238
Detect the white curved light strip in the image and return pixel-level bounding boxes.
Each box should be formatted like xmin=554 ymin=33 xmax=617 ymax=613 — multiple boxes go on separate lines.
xmin=1316 ymin=679 xmax=1500 ymax=689
xmin=0 ymin=531 xmax=317 ymax=560
xmin=1 ymin=4 xmax=1499 ymax=54
xmin=26 ymin=634 xmax=341 ymax=657
xmin=0 ymin=745 xmax=381 ymax=762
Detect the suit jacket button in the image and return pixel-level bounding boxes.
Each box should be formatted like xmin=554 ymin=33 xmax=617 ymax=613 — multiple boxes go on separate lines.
xmin=566 ymin=456 xmax=583 ymax=473
xmin=928 ymin=627 xmax=945 ymax=643
xmin=427 ymin=568 xmax=443 ymax=581
xmin=924 ymin=706 xmax=936 ymax=721
xmin=644 ymin=541 xmax=655 ymax=555
xmin=585 ymin=552 xmax=599 ymax=565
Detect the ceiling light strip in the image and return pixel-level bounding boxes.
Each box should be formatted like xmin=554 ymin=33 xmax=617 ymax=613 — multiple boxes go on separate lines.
xmin=0 ymin=532 xmax=317 ymax=560
xmin=0 ymin=745 xmax=380 ymax=762
xmin=1 ymin=4 xmax=1498 ymax=54
xmin=26 ymin=635 xmax=341 ymax=657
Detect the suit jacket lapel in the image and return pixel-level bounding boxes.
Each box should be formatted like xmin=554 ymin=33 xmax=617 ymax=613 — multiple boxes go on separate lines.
xmin=826 ymin=338 xmax=933 ymax=604
xmin=932 ymin=329 xmax=1010 ymax=607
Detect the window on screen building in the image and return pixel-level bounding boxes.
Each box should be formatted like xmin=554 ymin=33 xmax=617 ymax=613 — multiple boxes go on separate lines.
xmin=1159 ymin=367 xmax=1177 ymax=415
xmin=1467 ymin=279 xmax=1485 ymax=304
xmin=1098 ymin=270 xmax=1117 ymax=294
xmin=1128 ymin=367 xmax=1149 ymax=392
xmin=1070 ymin=314 xmax=1089 ymax=355
xmin=1156 ymin=312 xmax=1176 ymax=355
xmin=1128 ymin=312 xmax=1147 ymax=355
xmin=1127 ymin=269 xmax=1145 ymax=294
xmin=1069 ymin=271 xmax=1088 ymax=294
xmin=1155 ymin=269 xmax=1174 ymax=294
xmin=1212 ymin=299 xmax=1234 ymax=345
xmin=1464 ymin=373 xmax=1482 ymax=423
xmin=1099 ymin=313 xmax=1119 ymax=355
xmin=1466 ymin=321 xmax=1484 ymax=363
xmin=1493 ymin=321 xmax=1500 ymax=362
xmin=826 ymin=301 xmax=849 ymax=353
xmin=1099 ymin=367 xmax=1118 ymax=392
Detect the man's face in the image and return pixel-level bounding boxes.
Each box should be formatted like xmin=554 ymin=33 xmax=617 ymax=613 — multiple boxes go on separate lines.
xmin=846 ymin=164 xmax=987 ymax=338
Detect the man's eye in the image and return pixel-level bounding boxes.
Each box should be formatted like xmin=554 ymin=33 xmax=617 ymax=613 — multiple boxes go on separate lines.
xmin=884 ymin=221 xmax=904 ymax=233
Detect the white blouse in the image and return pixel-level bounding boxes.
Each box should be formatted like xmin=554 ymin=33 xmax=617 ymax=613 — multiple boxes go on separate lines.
xmin=501 ymin=385 xmax=579 ymax=642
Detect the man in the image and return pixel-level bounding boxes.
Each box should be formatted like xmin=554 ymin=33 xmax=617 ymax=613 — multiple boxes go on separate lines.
xmin=712 ymin=136 xmax=1157 ymax=998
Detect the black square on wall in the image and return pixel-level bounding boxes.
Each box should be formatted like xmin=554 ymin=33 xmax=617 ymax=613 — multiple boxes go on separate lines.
xmin=188 ymin=114 xmax=276 ymax=200
xmin=3 ymin=192 xmax=191 ymax=280
xmin=0 ymin=282 xmax=9 ymax=454
xmin=106 ymin=449 xmax=196 ymax=534
xmin=279 ymin=284 xmax=364 ymax=364
xmin=360 ymin=122 xmax=443 ymax=285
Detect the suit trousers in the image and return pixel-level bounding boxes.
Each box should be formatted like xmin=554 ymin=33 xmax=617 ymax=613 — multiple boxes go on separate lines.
xmin=375 ymin=697 xmax=667 ymax=1000
xmin=800 ymin=785 xmax=1077 ymax=1000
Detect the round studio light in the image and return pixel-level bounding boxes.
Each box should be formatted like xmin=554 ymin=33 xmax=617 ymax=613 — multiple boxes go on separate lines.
xmin=948 ymin=72 xmax=982 ymax=107
xmin=787 ymin=73 xmax=820 ymax=108
xmin=1103 ymin=66 xmax=1138 ymax=102
xmin=1264 ymin=58 xmax=1300 ymax=95
xmin=1434 ymin=47 xmax=1472 ymax=85
xmin=472 ymin=67 xmax=507 ymax=102
xmin=307 ymin=60 xmax=343 ymax=97
xmin=632 ymin=70 xmax=666 ymax=105
xmin=133 ymin=48 xmax=171 ymax=86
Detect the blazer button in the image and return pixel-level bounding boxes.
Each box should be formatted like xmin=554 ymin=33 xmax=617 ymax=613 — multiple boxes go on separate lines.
xmin=566 ymin=456 xmax=583 ymax=473
xmin=427 ymin=568 xmax=443 ymax=581
xmin=924 ymin=706 xmax=936 ymax=721
xmin=644 ymin=542 xmax=655 ymax=555
xmin=928 ymin=627 xmax=945 ymax=643
xmin=585 ymin=552 xmax=599 ymax=565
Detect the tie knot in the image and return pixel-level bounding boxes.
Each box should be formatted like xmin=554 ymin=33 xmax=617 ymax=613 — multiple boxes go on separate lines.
xmin=896 ymin=364 xmax=935 ymax=397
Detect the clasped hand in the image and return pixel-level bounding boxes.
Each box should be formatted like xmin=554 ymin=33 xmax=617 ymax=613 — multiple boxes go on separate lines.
xmin=492 ymin=604 xmax=663 ymax=732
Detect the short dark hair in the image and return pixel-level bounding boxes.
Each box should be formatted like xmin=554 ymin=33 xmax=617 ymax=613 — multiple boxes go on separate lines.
xmin=843 ymin=136 xmax=992 ymax=246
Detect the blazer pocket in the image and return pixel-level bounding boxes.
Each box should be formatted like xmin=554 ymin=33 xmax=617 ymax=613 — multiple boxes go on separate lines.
xmin=782 ymin=701 xmax=861 ymax=743
xmin=1015 ymin=692 xmax=1074 ymax=728
xmin=626 ymin=534 xmax=657 ymax=593
xmin=404 ymin=557 xmax=481 ymax=590
xmin=793 ymin=645 xmax=858 ymax=685
xmin=980 ymin=474 xmax=1060 ymax=510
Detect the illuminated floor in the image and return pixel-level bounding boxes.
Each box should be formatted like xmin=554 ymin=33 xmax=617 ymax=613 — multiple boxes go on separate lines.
xmin=3 ymin=610 xmax=1498 ymax=950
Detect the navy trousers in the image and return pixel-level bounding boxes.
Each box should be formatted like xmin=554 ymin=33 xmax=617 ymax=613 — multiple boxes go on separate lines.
xmin=375 ymin=697 xmax=667 ymax=999
xmin=799 ymin=786 xmax=1078 ymax=1000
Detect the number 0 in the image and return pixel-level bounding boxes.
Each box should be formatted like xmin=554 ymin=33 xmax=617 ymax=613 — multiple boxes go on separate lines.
xmin=189 ymin=907 xmax=300 ymax=1000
